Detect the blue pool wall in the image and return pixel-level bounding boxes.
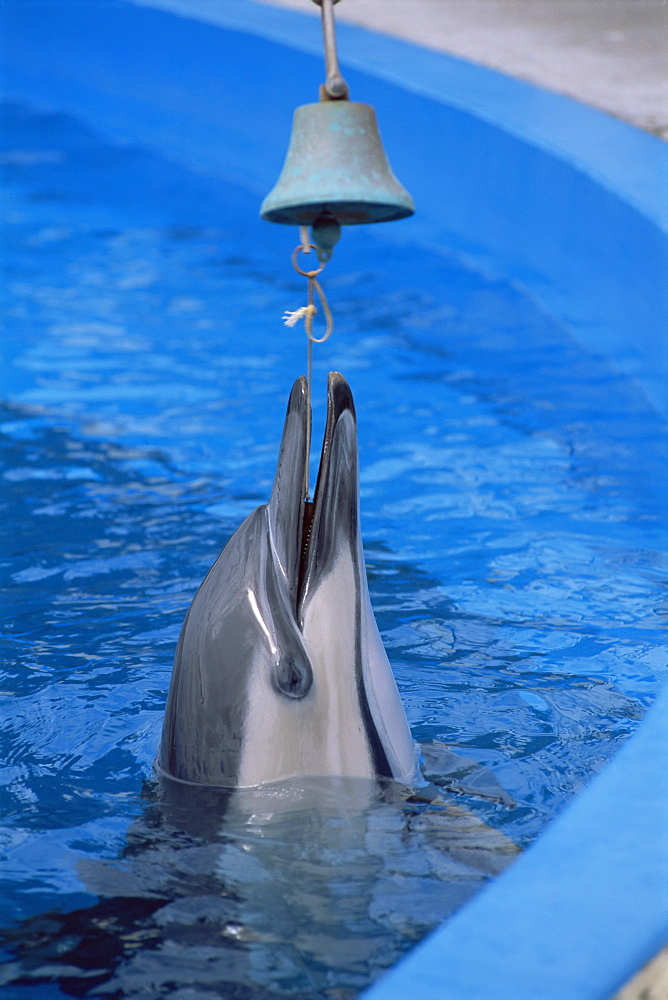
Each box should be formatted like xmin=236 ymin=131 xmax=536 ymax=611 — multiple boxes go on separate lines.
xmin=2 ymin=1 xmax=667 ymax=997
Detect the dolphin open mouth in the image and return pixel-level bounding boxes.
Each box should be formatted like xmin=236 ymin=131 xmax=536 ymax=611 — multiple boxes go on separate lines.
xmin=268 ymin=370 xmax=358 ymax=629
xmin=159 ymin=370 xmax=420 ymax=788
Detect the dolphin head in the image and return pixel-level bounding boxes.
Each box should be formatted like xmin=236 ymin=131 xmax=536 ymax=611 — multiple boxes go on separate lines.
xmin=158 ymin=372 xmax=420 ymax=788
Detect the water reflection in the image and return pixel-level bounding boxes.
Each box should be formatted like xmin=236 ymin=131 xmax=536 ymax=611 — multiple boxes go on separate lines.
xmin=1 ymin=775 xmax=517 ymax=999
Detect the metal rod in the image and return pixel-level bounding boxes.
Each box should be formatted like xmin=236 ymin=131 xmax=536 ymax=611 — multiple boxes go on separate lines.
xmin=313 ymin=0 xmax=349 ymax=99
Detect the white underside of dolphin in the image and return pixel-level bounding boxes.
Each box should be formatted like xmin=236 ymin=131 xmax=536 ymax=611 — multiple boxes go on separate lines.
xmin=240 ymin=523 xmax=418 ymax=786
xmin=158 ymin=373 xmax=421 ymax=788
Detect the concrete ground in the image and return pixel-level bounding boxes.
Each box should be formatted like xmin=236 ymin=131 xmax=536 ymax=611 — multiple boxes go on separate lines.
xmin=612 ymin=948 xmax=668 ymax=1000
xmin=260 ymin=0 xmax=668 ymax=138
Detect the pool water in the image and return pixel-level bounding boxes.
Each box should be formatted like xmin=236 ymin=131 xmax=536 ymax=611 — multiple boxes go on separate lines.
xmin=1 ymin=100 xmax=666 ymax=998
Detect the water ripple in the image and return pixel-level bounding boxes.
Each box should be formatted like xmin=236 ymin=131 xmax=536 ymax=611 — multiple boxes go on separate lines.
xmin=1 ymin=99 xmax=666 ymax=997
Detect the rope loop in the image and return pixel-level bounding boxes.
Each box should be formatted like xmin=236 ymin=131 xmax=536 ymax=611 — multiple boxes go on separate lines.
xmin=286 ymin=238 xmax=334 ymax=343
xmin=305 ymin=278 xmax=333 ymax=344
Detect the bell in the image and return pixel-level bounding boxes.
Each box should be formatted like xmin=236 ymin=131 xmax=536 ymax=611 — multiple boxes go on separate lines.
xmin=260 ymin=100 xmax=415 ymax=230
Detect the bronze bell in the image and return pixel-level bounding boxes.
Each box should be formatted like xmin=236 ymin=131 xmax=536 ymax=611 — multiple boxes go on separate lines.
xmin=260 ymin=100 xmax=414 ymax=228
xmin=260 ymin=0 xmax=414 ymax=258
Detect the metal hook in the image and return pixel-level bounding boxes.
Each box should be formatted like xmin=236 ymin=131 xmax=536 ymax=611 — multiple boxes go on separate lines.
xmin=311 ymin=0 xmax=349 ymax=100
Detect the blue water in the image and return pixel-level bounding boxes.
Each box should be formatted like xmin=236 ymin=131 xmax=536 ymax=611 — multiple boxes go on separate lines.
xmin=1 ymin=101 xmax=667 ymax=998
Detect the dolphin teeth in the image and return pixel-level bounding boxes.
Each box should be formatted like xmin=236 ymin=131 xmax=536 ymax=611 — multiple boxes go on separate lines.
xmin=297 ymin=499 xmax=316 ymax=602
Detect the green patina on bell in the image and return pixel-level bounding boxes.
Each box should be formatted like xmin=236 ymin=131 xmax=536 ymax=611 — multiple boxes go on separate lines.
xmin=261 ymin=0 xmax=414 ymax=260
xmin=260 ymin=100 xmax=415 ymax=229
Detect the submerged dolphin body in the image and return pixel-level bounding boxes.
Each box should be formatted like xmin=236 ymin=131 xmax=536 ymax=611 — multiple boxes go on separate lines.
xmin=158 ymin=372 xmax=420 ymax=788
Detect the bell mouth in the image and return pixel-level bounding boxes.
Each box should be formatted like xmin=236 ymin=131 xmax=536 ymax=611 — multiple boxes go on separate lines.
xmin=261 ymin=198 xmax=414 ymax=227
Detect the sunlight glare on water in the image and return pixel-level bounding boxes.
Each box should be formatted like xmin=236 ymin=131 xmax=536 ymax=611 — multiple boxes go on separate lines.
xmin=1 ymin=101 xmax=666 ymax=997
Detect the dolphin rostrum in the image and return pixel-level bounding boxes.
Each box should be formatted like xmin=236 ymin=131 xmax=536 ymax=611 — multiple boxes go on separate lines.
xmin=158 ymin=372 xmax=420 ymax=788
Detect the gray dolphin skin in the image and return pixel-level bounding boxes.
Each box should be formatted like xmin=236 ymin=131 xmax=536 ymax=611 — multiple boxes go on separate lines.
xmin=158 ymin=372 xmax=420 ymax=788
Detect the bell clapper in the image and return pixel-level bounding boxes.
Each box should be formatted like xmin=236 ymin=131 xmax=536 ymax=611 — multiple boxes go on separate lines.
xmin=311 ymin=211 xmax=341 ymax=263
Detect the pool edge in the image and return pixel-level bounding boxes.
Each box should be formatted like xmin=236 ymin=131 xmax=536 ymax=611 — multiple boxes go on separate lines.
xmin=359 ymin=682 xmax=668 ymax=1000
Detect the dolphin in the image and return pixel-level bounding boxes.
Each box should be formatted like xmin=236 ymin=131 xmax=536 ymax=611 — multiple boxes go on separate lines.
xmin=158 ymin=371 xmax=420 ymax=788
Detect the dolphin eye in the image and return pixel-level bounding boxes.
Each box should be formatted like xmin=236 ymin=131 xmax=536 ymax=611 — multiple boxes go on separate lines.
xmin=272 ymin=656 xmax=312 ymax=699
